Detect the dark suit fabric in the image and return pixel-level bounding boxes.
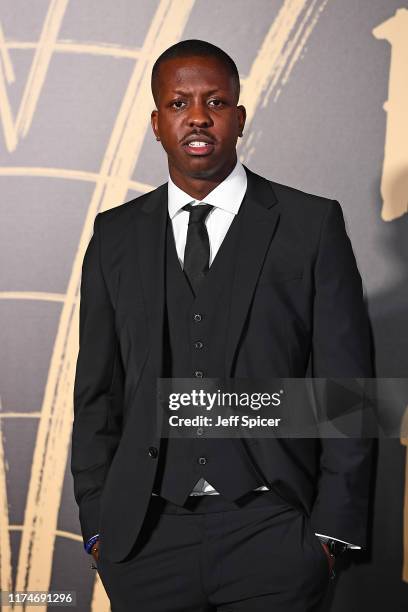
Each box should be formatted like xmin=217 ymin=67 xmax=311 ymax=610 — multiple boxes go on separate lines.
xmin=71 ymin=165 xmax=373 ymax=603
xmin=97 ymin=490 xmax=331 ymax=612
xmin=153 ymin=198 xmax=266 ymax=505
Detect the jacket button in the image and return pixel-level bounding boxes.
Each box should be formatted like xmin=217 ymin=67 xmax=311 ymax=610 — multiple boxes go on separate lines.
xmin=198 ymin=456 xmax=207 ymax=465
xmin=194 ymin=370 xmax=203 ymax=377
xmin=193 ymin=313 xmax=202 ymax=322
xmin=148 ymin=446 xmax=158 ymax=458
xmin=194 ymin=341 xmax=203 ymax=349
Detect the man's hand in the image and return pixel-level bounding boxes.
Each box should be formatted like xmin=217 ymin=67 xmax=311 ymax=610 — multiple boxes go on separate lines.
xmin=320 ymin=541 xmax=335 ymax=573
xmin=91 ymin=540 xmax=99 ymax=563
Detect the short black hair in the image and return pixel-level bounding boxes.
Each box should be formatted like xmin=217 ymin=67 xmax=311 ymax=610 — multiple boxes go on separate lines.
xmin=151 ymin=39 xmax=240 ymax=106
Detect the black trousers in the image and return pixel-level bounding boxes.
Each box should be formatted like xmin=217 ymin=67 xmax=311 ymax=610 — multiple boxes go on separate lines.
xmin=97 ymin=490 xmax=331 ymax=611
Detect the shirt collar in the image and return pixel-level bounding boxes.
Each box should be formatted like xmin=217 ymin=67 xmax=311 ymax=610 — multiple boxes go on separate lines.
xmin=167 ymin=159 xmax=247 ymax=219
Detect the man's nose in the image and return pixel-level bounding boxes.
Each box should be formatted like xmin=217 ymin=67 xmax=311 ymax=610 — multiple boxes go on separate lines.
xmin=187 ymin=103 xmax=213 ymax=126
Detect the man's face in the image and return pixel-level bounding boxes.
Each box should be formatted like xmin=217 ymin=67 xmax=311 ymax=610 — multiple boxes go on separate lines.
xmin=151 ymin=55 xmax=246 ymax=181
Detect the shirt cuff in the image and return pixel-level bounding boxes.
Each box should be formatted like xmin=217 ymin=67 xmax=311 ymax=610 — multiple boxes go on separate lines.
xmin=314 ymin=533 xmax=361 ymax=549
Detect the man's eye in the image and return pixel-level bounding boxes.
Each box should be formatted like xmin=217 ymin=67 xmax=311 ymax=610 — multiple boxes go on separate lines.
xmin=209 ymin=99 xmax=223 ymax=107
xmin=171 ymin=100 xmax=185 ymax=109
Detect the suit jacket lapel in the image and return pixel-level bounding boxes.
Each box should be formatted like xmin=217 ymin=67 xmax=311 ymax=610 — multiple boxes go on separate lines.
xmin=135 ymin=182 xmax=168 ymax=378
xmin=224 ymin=165 xmax=280 ymax=376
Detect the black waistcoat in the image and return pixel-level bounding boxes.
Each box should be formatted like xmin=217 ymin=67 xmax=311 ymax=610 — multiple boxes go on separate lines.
xmin=152 ymin=202 xmax=265 ymax=505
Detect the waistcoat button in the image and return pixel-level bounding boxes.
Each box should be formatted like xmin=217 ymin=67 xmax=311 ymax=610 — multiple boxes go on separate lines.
xmin=194 ymin=341 xmax=203 ymax=349
xmin=194 ymin=370 xmax=203 ymax=377
xmin=193 ymin=313 xmax=202 ymax=322
xmin=148 ymin=446 xmax=158 ymax=458
xmin=198 ymin=456 xmax=207 ymax=465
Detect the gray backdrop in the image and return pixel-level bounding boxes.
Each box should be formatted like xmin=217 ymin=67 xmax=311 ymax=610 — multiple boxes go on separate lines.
xmin=1 ymin=1 xmax=407 ymax=610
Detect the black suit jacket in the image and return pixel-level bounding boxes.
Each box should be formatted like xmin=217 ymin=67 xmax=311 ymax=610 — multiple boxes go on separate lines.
xmin=71 ymin=164 xmax=374 ymax=563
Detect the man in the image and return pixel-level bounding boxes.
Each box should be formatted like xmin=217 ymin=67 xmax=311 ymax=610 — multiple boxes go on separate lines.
xmin=71 ymin=39 xmax=373 ymax=611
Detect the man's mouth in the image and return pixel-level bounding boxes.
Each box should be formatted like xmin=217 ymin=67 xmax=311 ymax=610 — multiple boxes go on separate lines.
xmin=182 ymin=140 xmax=215 ymax=156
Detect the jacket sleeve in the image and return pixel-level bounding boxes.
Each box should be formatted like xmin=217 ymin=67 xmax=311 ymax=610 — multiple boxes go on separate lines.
xmin=70 ymin=213 xmax=124 ymax=548
xmin=310 ymin=200 xmax=374 ymax=548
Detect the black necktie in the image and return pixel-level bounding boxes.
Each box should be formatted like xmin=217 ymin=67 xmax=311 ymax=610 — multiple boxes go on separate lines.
xmin=182 ymin=203 xmax=214 ymax=296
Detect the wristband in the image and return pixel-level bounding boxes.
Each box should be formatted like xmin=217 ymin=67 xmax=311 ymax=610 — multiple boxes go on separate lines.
xmin=85 ymin=534 xmax=100 ymax=554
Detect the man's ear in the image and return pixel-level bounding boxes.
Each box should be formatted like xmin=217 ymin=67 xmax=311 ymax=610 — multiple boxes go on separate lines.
xmin=237 ymin=104 xmax=246 ymax=135
xmin=151 ymin=109 xmax=159 ymax=140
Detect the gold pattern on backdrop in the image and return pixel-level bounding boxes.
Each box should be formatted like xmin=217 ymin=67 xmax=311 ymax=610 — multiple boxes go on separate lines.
xmin=373 ymin=8 xmax=408 ymax=222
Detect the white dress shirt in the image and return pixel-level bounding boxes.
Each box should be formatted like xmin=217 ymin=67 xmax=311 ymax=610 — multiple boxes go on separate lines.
xmin=168 ymin=157 xmax=247 ymax=269
xmin=164 ymin=158 xmax=358 ymax=549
